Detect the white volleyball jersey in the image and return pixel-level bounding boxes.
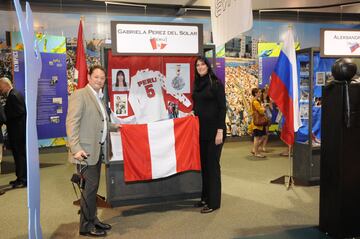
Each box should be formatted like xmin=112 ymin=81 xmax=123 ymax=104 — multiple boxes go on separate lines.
xmin=129 ymin=69 xmax=168 ymax=123
xmin=129 ymin=69 xmax=192 ymax=124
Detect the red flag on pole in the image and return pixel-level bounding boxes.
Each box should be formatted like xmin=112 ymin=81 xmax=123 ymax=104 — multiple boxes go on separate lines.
xmin=75 ymin=19 xmax=88 ymax=89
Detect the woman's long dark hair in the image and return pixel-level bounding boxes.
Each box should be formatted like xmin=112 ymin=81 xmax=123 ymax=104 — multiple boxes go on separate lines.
xmin=194 ymin=56 xmax=219 ymax=91
xmin=115 ymin=70 xmax=127 ymax=87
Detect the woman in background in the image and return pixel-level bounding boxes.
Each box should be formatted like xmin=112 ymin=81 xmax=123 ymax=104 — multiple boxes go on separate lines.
xmin=260 ymin=86 xmax=273 ymax=152
xmin=191 ymin=56 xmax=226 ymax=213
xmin=250 ymin=88 xmax=267 ymax=158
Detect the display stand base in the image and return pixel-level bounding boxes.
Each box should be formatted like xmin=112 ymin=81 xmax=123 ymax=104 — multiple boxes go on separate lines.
xmin=73 ymin=194 xmax=112 ymax=208
xmin=270 ymin=175 xmax=319 ymax=187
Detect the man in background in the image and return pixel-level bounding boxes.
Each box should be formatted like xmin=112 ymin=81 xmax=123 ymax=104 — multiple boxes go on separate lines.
xmin=0 ymin=77 xmax=27 ymax=188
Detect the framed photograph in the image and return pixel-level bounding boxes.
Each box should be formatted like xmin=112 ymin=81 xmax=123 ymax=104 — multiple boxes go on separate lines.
xmin=114 ymin=94 xmax=128 ymax=116
xmin=112 ymin=69 xmax=130 ymax=91
xmin=165 ymin=63 xmax=190 ymax=94
xmin=52 ymin=97 xmax=62 ymax=104
xmin=314 ymin=97 xmax=322 ymax=107
xmin=300 ymin=87 xmax=310 ymax=102
xmin=56 ymin=106 xmax=63 ymax=114
xmin=50 ymin=116 xmax=60 ymax=124
xmin=325 ymin=71 xmax=333 ymax=83
xmin=316 ymin=72 xmax=326 ymax=86
xmin=300 ymin=77 xmax=310 ymax=87
xmin=300 ymin=104 xmax=309 ymax=120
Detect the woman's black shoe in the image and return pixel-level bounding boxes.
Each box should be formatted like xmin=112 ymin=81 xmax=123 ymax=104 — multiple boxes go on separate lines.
xmin=200 ymin=206 xmax=217 ymax=214
xmin=193 ymin=201 xmax=207 ymax=208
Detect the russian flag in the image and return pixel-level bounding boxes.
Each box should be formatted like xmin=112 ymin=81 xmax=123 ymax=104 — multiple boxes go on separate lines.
xmin=269 ymin=29 xmax=301 ymax=145
xmin=120 ymin=116 xmax=201 ymax=182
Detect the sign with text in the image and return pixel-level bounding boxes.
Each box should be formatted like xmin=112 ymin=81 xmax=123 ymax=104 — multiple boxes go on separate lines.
xmin=111 ymin=21 xmax=202 ymax=55
xmin=13 ymin=51 xmax=68 ymax=139
xmin=321 ymin=28 xmax=360 ymax=57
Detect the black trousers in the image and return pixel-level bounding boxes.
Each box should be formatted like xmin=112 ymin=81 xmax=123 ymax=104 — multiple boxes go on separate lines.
xmin=8 ymin=133 xmax=27 ymax=182
xmin=200 ymin=139 xmax=223 ymax=209
xmin=77 ymin=152 xmax=102 ymax=232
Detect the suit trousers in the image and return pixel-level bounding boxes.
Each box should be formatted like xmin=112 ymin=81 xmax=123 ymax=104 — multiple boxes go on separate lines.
xmin=200 ymin=139 xmax=223 ymax=209
xmin=8 ymin=133 xmax=27 ymax=182
xmin=77 ymin=148 xmax=103 ymax=232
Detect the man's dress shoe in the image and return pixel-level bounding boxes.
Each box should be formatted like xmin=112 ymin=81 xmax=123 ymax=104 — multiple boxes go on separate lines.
xmin=9 ymin=179 xmax=18 ymax=185
xmin=95 ymin=221 xmax=112 ymax=230
xmin=79 ymin=228 xmax=107 ymax=237
xmin=12 ymin=180 xmax=27 ymax=188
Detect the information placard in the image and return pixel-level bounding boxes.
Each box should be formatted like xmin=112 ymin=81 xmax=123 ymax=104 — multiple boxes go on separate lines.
xmin=321 ymin=28 xmax=360 ymax=58
xmin=111 ymin=21 xmax=203 ymax=56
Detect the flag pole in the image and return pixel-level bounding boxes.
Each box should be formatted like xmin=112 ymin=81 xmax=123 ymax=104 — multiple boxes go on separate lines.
xmin=285 ymin=145 xmax=294 ymax=190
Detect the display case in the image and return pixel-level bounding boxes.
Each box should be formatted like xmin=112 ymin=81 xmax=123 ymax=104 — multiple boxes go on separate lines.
xmin=293 ymin=48 xmax=336 ymax=185
xmin=100 ymin=44 xmax=204 ymax=207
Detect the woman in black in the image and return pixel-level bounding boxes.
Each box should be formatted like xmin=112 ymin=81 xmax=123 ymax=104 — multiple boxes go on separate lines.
xmin=191 ymin=56 xmax=226 ymax=213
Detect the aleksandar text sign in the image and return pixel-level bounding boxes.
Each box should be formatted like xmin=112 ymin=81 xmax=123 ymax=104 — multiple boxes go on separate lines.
xmin=321 ymin=28 xmax=360 ymax=57
xmin=111 ymin=21 xmax=202 ymax=55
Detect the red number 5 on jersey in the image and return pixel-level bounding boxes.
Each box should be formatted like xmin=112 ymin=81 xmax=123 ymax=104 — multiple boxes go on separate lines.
xmin=145 ymin=84 xmax=155 ymax=98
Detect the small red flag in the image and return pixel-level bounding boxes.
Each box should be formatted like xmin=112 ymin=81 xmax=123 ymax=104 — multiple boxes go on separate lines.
xmin=75 ymin=20 xmax=88 ymax=89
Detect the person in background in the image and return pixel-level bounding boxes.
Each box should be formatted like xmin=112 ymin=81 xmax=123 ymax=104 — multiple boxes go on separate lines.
xmin=250 ymin=88 xmax=267 ymax=158
xmin=66 ymin=65 xmax=119 ymax=237
xmin=0 ymin=77 xmax=27 ymax=188
xmin=0 ymin=95 xmax=6 ymax=168
xmin=191 ymin=56 xmax=226 ymax=213
xmin=260 ymin=86 xmax=273 ymax=152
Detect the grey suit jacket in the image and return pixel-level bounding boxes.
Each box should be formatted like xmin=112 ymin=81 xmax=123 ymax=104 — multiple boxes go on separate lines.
xmin=66 ymin=85 xmax=117 ymax=165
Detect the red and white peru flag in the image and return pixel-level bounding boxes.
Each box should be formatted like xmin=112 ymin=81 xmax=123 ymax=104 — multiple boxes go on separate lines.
xmin=75 ymin=19 xmax=88 ymax=89
xmin=121 ymin=116 xmax=201 ymax=182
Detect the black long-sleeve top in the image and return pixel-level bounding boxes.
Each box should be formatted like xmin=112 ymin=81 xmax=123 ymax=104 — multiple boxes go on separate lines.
xmin=192 ymin=74 xmax=226 ymax=141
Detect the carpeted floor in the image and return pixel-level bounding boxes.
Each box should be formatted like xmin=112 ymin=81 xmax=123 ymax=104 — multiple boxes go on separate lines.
xmin=237 ymin=227 xmax=331 ymax=239
xmin=0 ymin=140 xmax=322 ymax=239
xmin=0 ymin=160 xmax=62 ymax=175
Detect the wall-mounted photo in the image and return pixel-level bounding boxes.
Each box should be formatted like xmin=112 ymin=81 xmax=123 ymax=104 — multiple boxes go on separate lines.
xmin=300 ymin=104 xmax=309 ymax=119
xmin=314 ymin=97 xmax=322 ymax=107
xmin=52 ymin=97 xmax=63 ymax=104
xmin=300 ymin=77 xmax=310 ymax=87
xmin=167 ymin=101 xmax=179 ymax=119
xmin=165 ymin=63 xmax=190 ymax=94
xmin=316 ymin=71 xmax=325 ymax=86
xmin=50 ymin=115 xmax=60 ymax=124
xmin=300 ymin=87 xmax=310 ymax=102
xmin=325 ymin=71 xmax=333 ymax=84
xmin=114 ymin=94 xmax=128 ymax=116
xmin=112 ymin=69 xmax=129 ymax=91
xmin=56 ymin=106 xmax=63 ymax=114
xmin=50 ymin=75 xmax=58 ymax=86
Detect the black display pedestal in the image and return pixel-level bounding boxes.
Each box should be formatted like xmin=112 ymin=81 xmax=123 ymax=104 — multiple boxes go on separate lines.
xmin=319 ymin=82 xmax=360 ymax=239
xmin=105 ymin=161 xmax=201 ymax=207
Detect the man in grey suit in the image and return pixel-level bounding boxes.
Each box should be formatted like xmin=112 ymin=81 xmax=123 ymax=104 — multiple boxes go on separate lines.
xmin=66 ymin=65 xmax=118 ymax=237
